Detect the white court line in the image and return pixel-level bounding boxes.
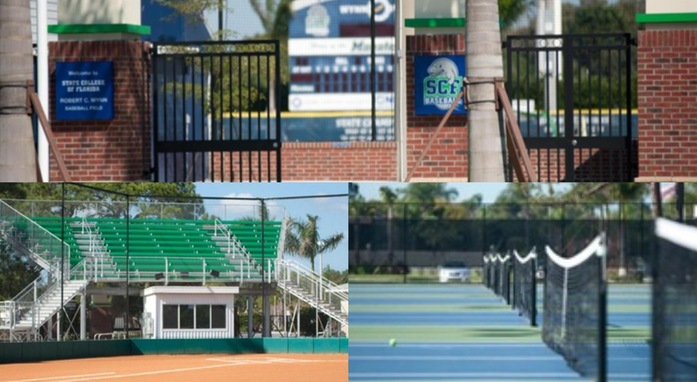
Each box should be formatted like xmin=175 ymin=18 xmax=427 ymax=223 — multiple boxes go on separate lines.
xmin=56 ymin=364 xmax=235 ymax=382
xmin=350 ymin=372 xmax=647 ymax=381
xmin=205 ymin=356 xmax=345 ymax=365
xmin=4 ymin=373 xmax=116 ymax=382
xmin=351 ymin=343 xmax=551 ymax=348
xmin=206 ymin=356 xmax=311 ymax=364
xmin=350 ymin=372 xmax=650 ymax=380
xmin=38 ymin=356 xmax=346 ymax=382
xmin=349 ymin=355 xmax=650 ymax=362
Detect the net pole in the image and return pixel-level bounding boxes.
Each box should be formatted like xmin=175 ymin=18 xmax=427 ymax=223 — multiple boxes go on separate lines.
xmin=561 ymin=267 xmax=568 ymax=339
xmin=512 ymin=253 xmax=517 ymax=311
xmin=597 ymin=233 xmax=607 ymax=382
xmin=531 ymin=254 xmax=537 ymax=327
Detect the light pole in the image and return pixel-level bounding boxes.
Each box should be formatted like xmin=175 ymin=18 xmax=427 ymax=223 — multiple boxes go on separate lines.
xmin=316 ymin=240 xmax=324 ymax=337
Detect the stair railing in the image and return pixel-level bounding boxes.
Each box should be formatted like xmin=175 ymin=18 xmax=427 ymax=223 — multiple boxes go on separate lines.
xmin=0 ymin=200 xmax=71 ymax=273
xmin=213 ymin=219 xmax=255 ymax=280
xmin=78 ymin=218 xmax=111 ymax=281
xmin=276 ymin=259 xmax=347 ymax=325
xmin=4 ymin=260 xmax=87 ymax=330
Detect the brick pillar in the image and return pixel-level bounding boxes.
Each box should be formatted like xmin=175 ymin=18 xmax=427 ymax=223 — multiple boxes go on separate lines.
xmin=406 ymin=34 xmax=468 ymax=181
xmin=637 ymin=29 xmax=697 ymax=181
xmin=49 ymin=41 xmax=151 ymax=181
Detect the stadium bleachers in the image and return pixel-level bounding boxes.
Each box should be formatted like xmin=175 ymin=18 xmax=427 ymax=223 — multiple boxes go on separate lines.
xmin=27 ymin=217 xmax=283 ymax=283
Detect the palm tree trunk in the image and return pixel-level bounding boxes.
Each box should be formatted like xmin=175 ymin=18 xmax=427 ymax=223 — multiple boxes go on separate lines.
xmin=0 ymin=0 xmax=37 ymax=181
xmin=466 ymin=0 xmax=505 ymax=182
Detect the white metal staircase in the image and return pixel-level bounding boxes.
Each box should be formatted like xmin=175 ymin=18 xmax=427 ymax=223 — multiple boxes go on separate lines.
xmin=10 ymin=278 xmax=88 ymax=330
xmin=0 ymin=201 xmax=89 ymax=341
xmin=275 ymin=259 xmax=348 ymax=329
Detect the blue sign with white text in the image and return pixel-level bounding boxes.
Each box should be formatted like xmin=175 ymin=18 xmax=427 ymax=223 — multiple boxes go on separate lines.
xmin=55 ymin=61 xmax=114 ymax=121
xmin=414 ymin=55 xmax=466 ymax=115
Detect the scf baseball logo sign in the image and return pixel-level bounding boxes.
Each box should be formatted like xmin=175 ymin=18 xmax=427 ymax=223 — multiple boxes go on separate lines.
xmin=414 ymin=55 xmax=466 ymax=115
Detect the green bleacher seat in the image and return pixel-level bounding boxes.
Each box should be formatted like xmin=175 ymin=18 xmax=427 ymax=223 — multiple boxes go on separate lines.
xmin=27 ymin=216 xmax=280 ymax=280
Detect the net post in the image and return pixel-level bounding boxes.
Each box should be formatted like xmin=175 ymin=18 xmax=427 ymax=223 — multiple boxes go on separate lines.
xmin=597 ymin=232 xmax=608 ymax=382
xmin=531 ymin=251 xmax=537 ymax=327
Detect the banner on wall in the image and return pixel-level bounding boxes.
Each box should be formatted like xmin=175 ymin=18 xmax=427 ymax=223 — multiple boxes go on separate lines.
xmin=414 ymin=55 xmax=466 ymax=116
xmin=55 ymin=61 xmax=114 ymax=121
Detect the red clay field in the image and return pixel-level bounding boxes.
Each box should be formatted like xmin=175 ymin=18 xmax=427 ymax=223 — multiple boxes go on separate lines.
xmin=0 ymin=353 xmax=348 ymax=382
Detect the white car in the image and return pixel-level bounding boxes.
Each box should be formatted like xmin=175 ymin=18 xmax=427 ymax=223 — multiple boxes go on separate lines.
xmin=439 ymin=261 xmax=470 ymax=283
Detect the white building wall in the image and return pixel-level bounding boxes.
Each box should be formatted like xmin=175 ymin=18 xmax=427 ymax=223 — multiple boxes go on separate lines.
xmin=647 ymin=0 xmax=697 ymax=14
xmin=143 ymin=286 xmax=238 ymax=339
xmin=162 ymin=329 xmax=230 ymax=339
xmin=30 ymin=0 xmax=59 ymax=44
xmin=414 ymin=0 xmax=465 ymax=19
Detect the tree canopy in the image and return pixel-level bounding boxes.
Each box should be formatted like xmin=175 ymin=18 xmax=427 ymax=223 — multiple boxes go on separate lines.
xmin=284 ymin=214 xmax=344 ymax=272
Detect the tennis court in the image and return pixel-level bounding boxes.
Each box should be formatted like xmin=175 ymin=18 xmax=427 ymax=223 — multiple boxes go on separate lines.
xmin=0 ymin=353 xmax=348 ymax=382
xmin=349 ymin=283 xmax=651 ymax=381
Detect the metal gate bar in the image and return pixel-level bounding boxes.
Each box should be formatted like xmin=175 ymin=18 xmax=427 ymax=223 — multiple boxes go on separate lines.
xmin=505 ymin=34 xmax=636 ymax=182
xmin=152 ymin=40 xmax=281 ymax=182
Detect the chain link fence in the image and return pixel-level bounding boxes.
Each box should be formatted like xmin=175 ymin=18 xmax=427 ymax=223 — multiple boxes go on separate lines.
xmin=349 ymin=201 xmax=697 ymax=283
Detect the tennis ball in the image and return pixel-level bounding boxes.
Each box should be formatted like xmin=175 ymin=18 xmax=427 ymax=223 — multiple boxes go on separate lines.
xmin=389 ymin=338 xmax=397 ymax=347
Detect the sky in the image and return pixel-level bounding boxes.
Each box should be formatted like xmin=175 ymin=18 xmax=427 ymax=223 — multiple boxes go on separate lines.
xmin=195 ymin=183 xmax=348 ymax=271
xmin=204 ymin=1 xmax=264 ymax=39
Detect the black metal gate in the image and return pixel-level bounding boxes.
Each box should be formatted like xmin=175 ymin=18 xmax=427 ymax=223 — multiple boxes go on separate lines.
xmin=505 ymin=34 xmax=636 ymax=182
xmin=152 ymin=40 xmax=281 ymax=182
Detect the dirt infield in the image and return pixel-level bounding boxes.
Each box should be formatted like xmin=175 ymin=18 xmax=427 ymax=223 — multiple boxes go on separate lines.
xmin=0 ymin=353 xmax=347 ymax=382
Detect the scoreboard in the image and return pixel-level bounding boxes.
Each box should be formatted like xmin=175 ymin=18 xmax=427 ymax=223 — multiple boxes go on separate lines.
xmin=289 ymin=0 xmax=395 ymax=112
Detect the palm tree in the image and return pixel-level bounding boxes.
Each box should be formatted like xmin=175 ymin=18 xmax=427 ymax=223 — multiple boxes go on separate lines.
xmin=248 ymin=0 xmax=292 ymax=113
xmin=466 ymin=0 xmax=506 ymax=181
xmin=285 ymin=214 xmax=344 ymax=272
xmin=0 ymin=0 xmax=37 ymax=181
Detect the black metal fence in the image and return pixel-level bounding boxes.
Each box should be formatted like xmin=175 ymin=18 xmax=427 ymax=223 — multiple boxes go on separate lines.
xmin=152 ymin=40 xmax=282 ymax=182
xmin=505 ymin=34 xmax=636 ymax=181
xmin=350 ymin=202 xmax=696 ymax=283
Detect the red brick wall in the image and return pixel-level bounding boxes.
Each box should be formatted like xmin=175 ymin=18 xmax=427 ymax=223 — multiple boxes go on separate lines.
xmin=637 ymin=29 xmax=697 ymax=180
xmin=283 ymin=142 xmax=396 ymax=180
xmin=207 ymin=142 xmax=396 ymax=181
xmin=209 ymin=151 xmax=280 ymax=182
xmin=44 ymin=32 xmax=640 ymax=181
xmin=220 ymin=34 xmax=467 ymax=182
xmin=49 ymin=41 xmax=151 ymax=181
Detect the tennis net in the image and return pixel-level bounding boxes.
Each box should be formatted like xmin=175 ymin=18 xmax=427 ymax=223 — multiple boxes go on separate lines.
xmin=542 ymin=235 xmax=606 ymax=381
xmin=483 ymin=252 xmax=511 ymax=304
xmin=512 ymin=248 xmax=537 ymax=326
xmin=653 ymin=218 xmax=697 ymax=382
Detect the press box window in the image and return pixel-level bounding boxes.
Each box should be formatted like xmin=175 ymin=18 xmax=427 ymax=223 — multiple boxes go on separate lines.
xmin=162 ymin=304 xmax=226 ymax=329
xmin=162 ymin=305 xmax=178 ymax=329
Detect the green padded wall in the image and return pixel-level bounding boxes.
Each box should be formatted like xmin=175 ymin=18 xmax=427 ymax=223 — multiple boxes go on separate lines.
xmin=0 ymin=338 xmax=347 ymax=364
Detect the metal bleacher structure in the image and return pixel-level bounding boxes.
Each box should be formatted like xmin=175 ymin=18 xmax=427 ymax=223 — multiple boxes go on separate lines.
xmin=0 ymin=199 xmax=348 ymax=342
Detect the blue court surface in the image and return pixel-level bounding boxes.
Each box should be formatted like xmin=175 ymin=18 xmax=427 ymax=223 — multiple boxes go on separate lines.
xmin=349 ymin=284 xmax=651 ymax=382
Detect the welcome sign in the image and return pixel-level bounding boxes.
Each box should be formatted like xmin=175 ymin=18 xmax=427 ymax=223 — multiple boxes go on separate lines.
xmin=414 ymin=55 xmax=466 ymax=115
xmin=55 ymin=61 xmax=114 ymax=121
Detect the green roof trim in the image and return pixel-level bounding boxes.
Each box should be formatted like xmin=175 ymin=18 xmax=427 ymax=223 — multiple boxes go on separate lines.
xmin=636 ymin=13 xmax=697 ymax=24
xmin=48 ymin=24 xmax=151 ymax=35
xmin=405 ymin=18 xmax=466 ymax=28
